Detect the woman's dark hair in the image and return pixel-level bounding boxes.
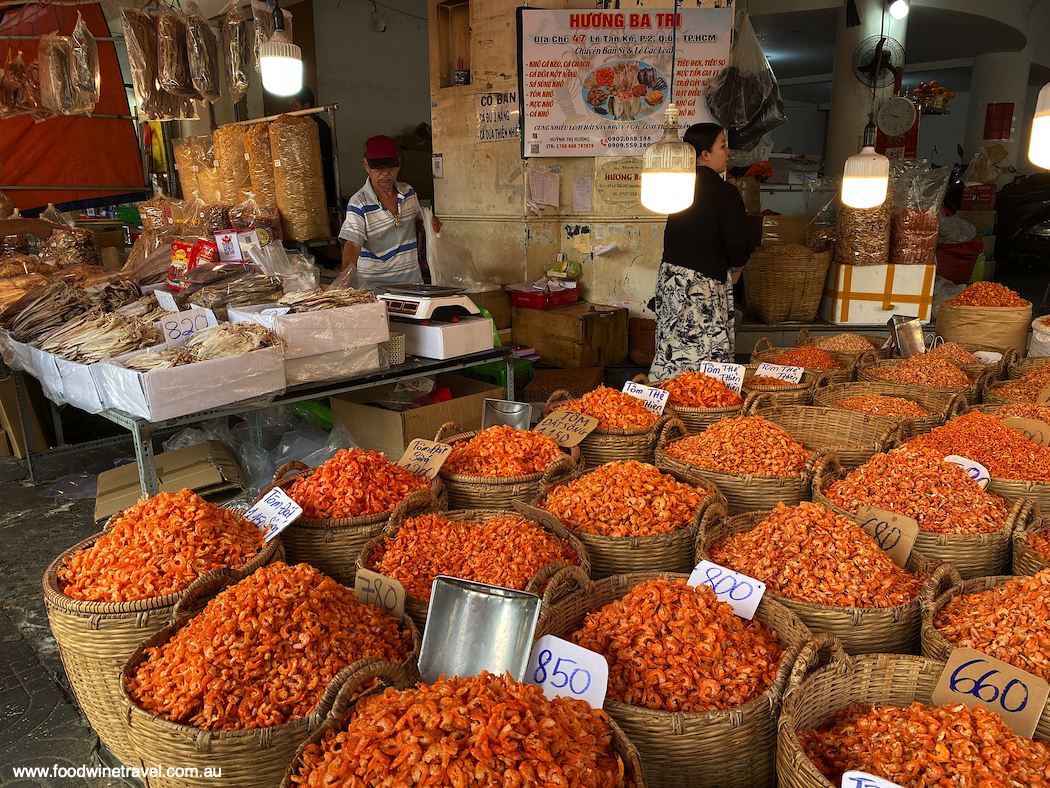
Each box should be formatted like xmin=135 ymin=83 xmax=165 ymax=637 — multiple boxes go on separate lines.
xmin=683 ymin=123 xmax=724 ymax=155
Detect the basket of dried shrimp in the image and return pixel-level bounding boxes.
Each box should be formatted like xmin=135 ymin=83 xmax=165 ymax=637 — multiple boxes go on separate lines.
xmin=811 ymin=378 xmax=966 ymax=438
xmin=632 ymin=370 xmax=745 ymax=434
xmin=920 ymin=568 xmax=1050 ymax=743
xmin=1013 ymin=514 xmax=1050 ymax=576
xmin=655 ymin=415 xmax=830 ymax=515
xmin=740 ymin=367 xmax=818 ymax=406
xmin=812 ymin=452 xmax=1035 ymax=579
xmin=356 ymin=508 xmax=590 ymax=632
xmin=858 ymin=356 xmax=986 ymax=404
xmin=1007 ymin=354 xmax=1050 ymax=379
xmin=432 ymin=421 xmax=581 ymax=510
xmin=747 ymin=395 xmax=904 ymax=469
xmin=281 ymin=663 xmax=647 ymax=788
xmin=542 ymin=387 xmax=672 ymax=467
xmin=750 ymin=337 xmax=863 ymax=384
xmin=534 ymin=571 xmax=812 ymax=788
xmin=255 ymin=451 xmax=446 ymax=587
xmin=530 ymin=460 xmax=723 ymax=579
xmin=794 ymin=327 xmax=892 ymax=360
xmin=119 ymin=562 xmax=421 ymax=787
xmin=42 ymin=491 xmax=283 ymax=767
xmin=916 ymin=339 xmax=1017 ymax=381
xmin=696 ymin=501 xmax=944 ymax=655
xmin=776 ymin=633 xmax=1050 ymax=788
xmin=983 ymin=361 xmax=1050 ymax=406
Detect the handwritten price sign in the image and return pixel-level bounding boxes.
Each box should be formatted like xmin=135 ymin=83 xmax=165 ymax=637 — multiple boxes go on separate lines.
xmin=354 ymin=568 xmax=406 ymax=619
xmin=973 ymin=351 xmax=1003 ymax=365
xmin=687 ymin=560 xmax=765 ymax=619
xmin=944 ymin=455 xmax=991 ymax=489
xmin=931 ymin=647 xmax=1050 ymax=738
xmin=621 ymin=381 xmax=670 ymax=414
xmin=512 ymin=499 xmax=571 ymax=541
xmin=159 ymin=307 xmax=218 ymax=349
xmin=856 ymin=505 xmax=918 ymax=567
xmin=1038 ymin=386 xmax=1050 ymax=405
xmin=699 ymin=361 xmax=745 ymax=393
xmin=243 ymin=488 xmax=303 ymax=542
xmin=842 ymin=772 xmax=904 ymax=788
xmin=525 ymin=635 xmax=607 ymax=709
xmin=397 ymin=439 xmax=453 ymax=479
xmin=1003 ymin=417 xmax=1050 ymax=447
xmin=154 ymin=289 xmax=179 ymax=312
xmin=533 ymin=409 xmax=599 ymax=448
xmin=754 ymin=363 xmax=804 ymax=384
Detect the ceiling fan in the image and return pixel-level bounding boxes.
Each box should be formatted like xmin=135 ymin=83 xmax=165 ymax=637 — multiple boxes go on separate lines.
xmin=852 ymin=35 xmax=906 ymax=89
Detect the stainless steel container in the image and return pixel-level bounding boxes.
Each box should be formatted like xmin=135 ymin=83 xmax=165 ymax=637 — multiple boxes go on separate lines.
xmin=483 ymin=398 xmax=532 ymax=430
xmin=888 ymin=314 xmax=926 ymax=358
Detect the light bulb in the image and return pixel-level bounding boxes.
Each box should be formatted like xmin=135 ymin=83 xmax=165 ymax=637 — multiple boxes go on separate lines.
xmin=1029 ymin=83 xmax=1050 ymax=169
xmin=640 ymin=103 xmax=697 ymax=214
xmin=888 ymin=0 xmax=909 ymax=19
xmin=260 ymin=29 xmax=303 ymax=96
xmin=841 ymin=145 xmax=890 ymax=209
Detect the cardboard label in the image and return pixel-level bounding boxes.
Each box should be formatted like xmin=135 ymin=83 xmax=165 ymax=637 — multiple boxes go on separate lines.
xmin=856 ymin=506 xmax=919 ymax=567
xmin=512 ymin=499 xmax=571 ymax=540
xmin=1038 ymin=386 xmax=1050 ymax=405
xmin=525 ymin=634 xmax=608 ymax=710
xmin=688 ymin=560 xmax=765 ymax=620
xmin=397 ymin=439 xmax=453 ymax=479
xmin=699 ymin=361 xmax=745 ymax=393
xmin=931 ymin=647 xmax=1050 ymax=739
xmin=973 ymin=351 xmax=1003 ymax=365
xmin=944 ymin=455 xmax=991 ymax=489
xmin=244 ymin=487 xmax=303 ymax=542
xmin=533 ymin=409 xmax=599 ymax=447
xmin=1004 ymin=417 xmax=1050 ymax=446
xmin=154 ymin=289 xmax=179 ymax=312
xmin=159 ymin=308 xmax=218 ymax=348
xmin=354 ymin=568 xmax=406 ymax=619
xmin=755 ymin=363 xmax=805 ymax=384
xmin=842 ymin=773 xmax=904 ymax=788
xmin=621 ymin=380 xmax=669 ymax=414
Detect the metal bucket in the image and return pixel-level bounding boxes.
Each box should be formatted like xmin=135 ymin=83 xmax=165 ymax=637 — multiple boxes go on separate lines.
xmin=483 ymin=398 xmax=532 ymax=430
xmin=418 ymin=576 xmax=541 ymax=684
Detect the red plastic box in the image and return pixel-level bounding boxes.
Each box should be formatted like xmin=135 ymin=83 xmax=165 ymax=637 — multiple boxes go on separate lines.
xmin=506 ymin=287 xmax=579 ymax=309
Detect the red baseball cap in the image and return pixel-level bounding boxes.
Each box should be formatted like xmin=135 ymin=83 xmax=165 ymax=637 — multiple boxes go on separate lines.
xmin=364 ymin=135 xmax=400 ymax=159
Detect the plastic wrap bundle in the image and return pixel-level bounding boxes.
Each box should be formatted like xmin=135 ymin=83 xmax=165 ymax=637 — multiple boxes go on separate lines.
xmin=231 ymin=193 xmax=280 ymax=241
xmin=157 ymin=9 xmax=196 ymax=98
xmin=835 ymin=197 xmax=891 ymax=266
xmin=889 ymin=162 xmax=951 ymax=266
xmin=185 ymin=2 xmax=220 ymax=103
xmin=244 ymin=123 xmax=278 ymax=208
xmin=0 ymin=190 xmax=14 ymax=220
xmin=190 ymin=136 xmax=221 ymax=203
xmin=2 ymin=50 xmax=25 ymax=113
xmin=70 ymin=12 xmax=100 ymax=108
xmin=271 ymin=113 xmax=328 ymax=241
xmin=139 ymin=193 xmax=180 ymax=230
xmin=172 ymin=138 xmax=199 ymax=199
xmin=120 ymin=8 xmax=196 ymax=121
xmin=19 ymin=58 xmax=44 ymax=118
xmin=222 ymin=0 xmax=250 ymax=103
xmin=250 ymin=0 xmax=291 ymax=74
xmin=39 ymin=34 xmax=74 ymax=114
xmin=45 ymin=228 xmax=102 ymax=268
xmin=213 ymin=124 xmax=252 ymax=205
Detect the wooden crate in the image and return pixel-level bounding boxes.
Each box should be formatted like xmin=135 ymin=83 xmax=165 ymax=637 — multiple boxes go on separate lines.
xmin=511 ymin=302 xmax=628 ymax=369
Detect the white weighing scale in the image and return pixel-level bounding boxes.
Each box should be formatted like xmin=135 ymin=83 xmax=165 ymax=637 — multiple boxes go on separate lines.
xmin=379 ymin=285 xmax=481 ymax=322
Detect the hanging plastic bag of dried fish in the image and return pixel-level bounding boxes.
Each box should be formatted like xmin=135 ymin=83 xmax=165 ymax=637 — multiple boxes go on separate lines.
xmin=222 ymin=0 xmax=250 ymax=102
xmin=70 ymin=12 xmax=100 ymax=110
xmin=249 ymin=0 xmax=291 ymax=75
xmin=157 ymin=9 xmax=197 ymax=98
xmin=185 ymin=2 xmax=220 ymax=103
xmin=39 ymin=33 xmax=75 ymax=115
xmin=230 ymin=192 xmax=280 ymax=242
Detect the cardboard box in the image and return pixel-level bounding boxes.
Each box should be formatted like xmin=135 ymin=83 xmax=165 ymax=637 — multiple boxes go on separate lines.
xmin=398 ymin=317 xmax=494 ymax=359
xmin=284 ymin=344 xmax=382 ymax=385
xmin=511 ymin=302 xmax=628 ymax=369
xmin=961 ymin=184 xmax=996 ymax=211
xmin=330 ymin=373 xmax=504 ymax=458
xmin=819 ymin=263 xmax=936 ymax=324
xmin=767 ymin=154 xmax=820 ymax=185
xmin=983 ymin=235 xmax=996 ymax=260
xmin=94 ymin=440 xmax=245 ymax=522
xmin=228 ymin=301 xmax=389 ymax=359
xmin=56 ymin=357 xmax=104 ymax=414
xmin=761 ymin=215 xmax=809 ymax=247
xmin=0 ymin=428 xmax=10 ymax=457
xmin=956 ymin=209 xmax=997 ymax=237
xmin=468 ymin=289 xmax=512 ymax=330
xmin=0 ymin=376 xmax=51 ymax=459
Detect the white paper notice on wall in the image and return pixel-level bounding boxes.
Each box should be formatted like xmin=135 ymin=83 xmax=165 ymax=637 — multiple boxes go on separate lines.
xmin=529 ymin=168 xmax=560 ymax=207
xmin=573 ymin=177 xmax=592 ymax=212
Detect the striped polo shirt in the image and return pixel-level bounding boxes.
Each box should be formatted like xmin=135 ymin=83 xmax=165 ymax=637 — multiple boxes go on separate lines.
xmin=339 ymin=178 xmax=422 ymax=287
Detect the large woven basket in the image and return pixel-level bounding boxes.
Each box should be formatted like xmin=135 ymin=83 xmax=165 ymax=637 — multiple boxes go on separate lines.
xmin=812 ymin=456 xmax=1034 ymax=579
xmin=656 ymin=416 xmax=829 ymax=515
xmin=119 ymin=571 xmax=421 ymax=788
xmin=632 ymin=373 xmax=746 ymax=434
xmin=795 ymin=327 xmax=892 ymax=360
xmin=920 ymin=341 xmax=1018 ymax=381
xmin=743 ymin=246 xmax=833 ymax=323
xmin=42 ymin=521 xmax=283 ymax=767
xmin=535 ymin=570 xmax=812 ymax=788
xmin=748 ymin=396 xmax=904 ymax=470
xmin=280 ymin=658 xmax=648 ymax=788
xmin=740 ymin=368 xmax=817 ymax=406
xmin=356 ymin=507 xmax=592 ymax=632
xmin=981 ymin=375 xmax=1044 ymax=407
xmin=432 ymin=421 xmax=583 ymax=510
xmin=750 ymin=337 xmax=863 ymax=384
xmin=695 ymin=505 xmax=944 ymax=655
xmin=858 ymin=357 xmax=986 ymax=404
xmin=1007 ymin=354 xmax=1050 ymax=379
xmin=1013 ymin=514 xmax=1050 ymax=576
xmin=812 ymin=378 xmax=966 ymax=438
xmin=776 ymin=633 xmax=949 ymax=788
xmin=531 ymin=464 xmax=723 ymax=579
xmin=919 ymin=571 xmax=1050 ymax=743
xmin=543 ymin=389 xmax=671 ymax=468
xmin=255 ymin=460 xmax=447 ymax=587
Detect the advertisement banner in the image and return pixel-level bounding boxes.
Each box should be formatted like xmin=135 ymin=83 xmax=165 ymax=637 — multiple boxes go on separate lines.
xmin=518 ymin=7 xmax=732 ymax=157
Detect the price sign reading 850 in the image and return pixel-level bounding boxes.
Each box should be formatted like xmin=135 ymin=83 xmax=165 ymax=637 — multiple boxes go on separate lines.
xmin=943 ymin=455 xmax=990 ymax=489
xmin=396 ymin=439 xmax=452 ymax=479
xmin=525 ymin=635 xmax=607 ymax=709
xmin=687 ymin=560 xmax=765 ymax=619
xmin=159 ymin=307 xmax=217 ymax=348
xmin=841 ymin=772 xmax=904 ymax=788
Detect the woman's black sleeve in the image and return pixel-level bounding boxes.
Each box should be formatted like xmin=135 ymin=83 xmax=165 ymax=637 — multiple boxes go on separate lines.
xmin=720 ymin=183 xmax=751 ymax=269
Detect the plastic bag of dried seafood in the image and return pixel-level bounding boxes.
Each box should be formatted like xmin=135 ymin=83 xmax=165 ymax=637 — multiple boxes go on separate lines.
xmin=213 ymin=124 xmax=253 ymax=205
xmin=139 ymin=191 xmax=180 ymax=230
xmin=835 ymin=196 xmax=891 ymax=266
xmin=270 ymin=113 xmax=328 ymax=241
xmin=222 ymin=0 xmax=250 ymax=102
xmin=70 ymin=11 xmax=100 ymax=108
xmin=243 ymin=123 xmax=278 ymax=209
xmin=230 ymin=191 xmax=280 ymax=241
xmin=0 ymin=190 xmax=15 ymax=220
xmin=39 ymin=33 xmax=75 ymax=115
xmin=249 ymin=0 xmax=291 ymax=74
xmin=172 ymin=139 xmax=200 ymax=200
xmin=185 ymin=2 xmax=220 ymax=103
xmin=119 ymin=8 xmax=196 ymax=121
xmin=890 ymin=160 xmax=950 ymax=266
xmin=157 ymin=8 xmax=196 ymax=98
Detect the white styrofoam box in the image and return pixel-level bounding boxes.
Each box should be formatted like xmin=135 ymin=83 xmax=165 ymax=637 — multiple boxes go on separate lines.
xmin=92 ymin=347 xmax=285 ymax=422
xmin=55 ymin=357 xmax=104 ymax=414
xmin=0 ymin=330 xmax=36 ymax=375
xmin=284 ymin=344 xmax=383 ymax=385
xmin=227 ymin=301 xmax=389 ymax=360
xmin=28 ymin=345 xmax=64 ymax=404
xmin=819 ymin=263 xmax=936 ymax=325
xmin=398 ymin=317 xmax=495 ymax=359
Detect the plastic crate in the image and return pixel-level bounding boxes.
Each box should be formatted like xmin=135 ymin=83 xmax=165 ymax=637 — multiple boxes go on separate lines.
xmin=116 ymin=205 xmax=142 ymax=225
xmin=507 ymin=287 xmax=579 ymax=309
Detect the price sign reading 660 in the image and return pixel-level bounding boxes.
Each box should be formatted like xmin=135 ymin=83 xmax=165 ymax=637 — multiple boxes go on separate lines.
xmin=525 ymin=635 xmax=607 ymax=710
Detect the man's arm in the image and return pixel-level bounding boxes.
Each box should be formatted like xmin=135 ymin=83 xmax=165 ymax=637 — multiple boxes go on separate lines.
xmin=341 ymin=240 xmax=362 ymax=271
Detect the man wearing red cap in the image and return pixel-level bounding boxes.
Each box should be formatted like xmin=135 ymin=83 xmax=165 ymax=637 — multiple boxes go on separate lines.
xmin=339 ymin=135 xmax=441 ymax=287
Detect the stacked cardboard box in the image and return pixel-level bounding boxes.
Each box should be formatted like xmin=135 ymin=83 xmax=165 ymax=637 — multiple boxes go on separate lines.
xmin=956 ymin=207 xmax=997 ymax=267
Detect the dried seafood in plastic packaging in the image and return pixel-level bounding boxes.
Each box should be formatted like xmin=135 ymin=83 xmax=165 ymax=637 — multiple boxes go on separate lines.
xmin=836 ymin=197 xmax=891 ymax=266
xmin=0 ymin=256 xmax=53 ymax=278
xmin=890 ymin=206 xmax=939 ymax=265
xmin=139 ymin=193 xmax=179 ymax=230
xmin=39 ymin=34 xmax=74 ymax=114
xmin=222 ymin=0 xmax=250 ymax=102
xmin=200 ymin=203 xmax=233 ymax=234
xmin=70 ymin=12 xmax=100 ymax=107
xmin=157 ymin=9 xmax=196 ymax=98
xmin=230 ymin=192 xmax=280 ymax=240
xmin=2 ymin=50 xmax=25 ymax=112
xmin=185 ymin=2 xmax=220 ymax=103
xmin=243 ymin=123 xmax=278 ymax=208
xmin=213 ymin=124 xmax=253 ymax=205
xmin=271 ymin=113 xmax=329 ymax=241
xmin=46 ymin=227 xmax=102 ymax=268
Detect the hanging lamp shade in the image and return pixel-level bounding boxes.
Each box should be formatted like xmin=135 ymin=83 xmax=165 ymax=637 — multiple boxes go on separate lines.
xmin=260 ymin=29 xmax=303 ymax=96
xmin=888 ymin=0 xmax=909 ymax=19
xmin=1029 ymin=83 xmax=1050 ymax=170
xmin=640 ymin=104 xmax=697 ymax=214
xmin=841 ymin=145 xmax=890 ymax=208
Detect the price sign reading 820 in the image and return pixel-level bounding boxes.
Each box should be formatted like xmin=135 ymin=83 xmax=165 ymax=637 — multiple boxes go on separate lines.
xmin=159 ymin=307 xmax=216 ymax=348
xmin=525 ymin=635 xmax=607 ymax=710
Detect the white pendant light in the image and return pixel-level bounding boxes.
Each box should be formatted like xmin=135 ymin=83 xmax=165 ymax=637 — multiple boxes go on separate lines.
xmin=841 ymin=145 xmax=890 ymax=208
xmin=888 ymin=0 xmax=909 ymax=20
xmin=641 ymin=103 xmax=697 ymax=214
xmin=260 ymin=0 xmax=303 ymax=96
xmin=1029 ymin=82 xmax=1050 ymax=169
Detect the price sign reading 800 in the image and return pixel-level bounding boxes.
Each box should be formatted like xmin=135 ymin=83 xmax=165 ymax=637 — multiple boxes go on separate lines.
xmin=943 ymin=455 xmax=991 ymax=489
xmin=525 ymin=635 xmax=607 ymax=709
xmin=687 ymin=560 xmax=765 ymax=620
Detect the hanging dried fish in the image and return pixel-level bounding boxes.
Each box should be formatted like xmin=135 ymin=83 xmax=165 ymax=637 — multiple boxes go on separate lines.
xmin=37 ymin=312 xmax=162 ymax=363
xmin=9 ymin=281 xmax=91 ymax=342
xmin=275 ymin=287 xmax=376 ymax=312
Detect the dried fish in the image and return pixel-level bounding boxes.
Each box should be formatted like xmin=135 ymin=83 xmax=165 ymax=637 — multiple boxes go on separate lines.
xmin=275 ymin=287 xmax=376 ymax=312
xmin=122 ymin=347 xmax=194 ymax=372
xmin=9 ymin=281 xmax=91 ymax=342
xmin=36 ymin=312 xmax=162 ymax=363
xmin=83 ymin=276 xmax=141 ymax=312
xmin=0 ymin=256 xmax=54 ymax=278
xmin=115 ymin=294 xmax=173 ymax=324
xmin=192 ymin=273 xmax=282 ymax=318
xmin=185 ymin=321 xmax=282 ymax=359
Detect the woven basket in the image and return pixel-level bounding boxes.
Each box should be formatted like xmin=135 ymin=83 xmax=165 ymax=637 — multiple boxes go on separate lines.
xmin=748 ymin=396 xmax=904 ymax=470
xmin=695 ymin=505 xmax=945 ymax=655
xmin=795 ymin=327 xmax=892 ymax=360
xmin=255 ymin=460 xmax=447 ymax=587
xmin=750 ymin=337 xmax=861 ymax=384
xmin=631 ymin=373 xmax=746 ymax=434
xmin=776 ymin=633 xmax=949 ymax=788
xmin=1007 ymin=354 xmax=1050 ymax=379
xmin=981 ymin=375 xmax=1043 ymax=407
xmin=531 ymin=463 xmax=724 ymax=579
xmin=536 ymin=570 xmax=811 ymax=788
xmin=741 ymin=368 xmax=817 ymax=406
xmin=1013 ymin=515 xmax=1050 ymax=576
xmin=120 ymin=571 xmax=421 ymax=788
xmin=432 ymin=421 xmax=583 ymax=510
xmin=811 ymin=456 xmax=1035 ymax=579
xmin=280 ymin=658 xmax=648 ymax=788
xmin=858 ymin=357 xmax=986 ymax=404
xmin=919 ymin=341 xmax=1018 ymax=381
xmin=919 ymin=571 xmax=1050 ymax=744
xmin=743 ymin=247 xmax=833 ymax=323
xmin=655 ymin=416 xmax=829 ymax=515
xmin=356 ymin=507 xmax=592 ymax=632
xmin=523 ymin=366 xmax=604 ymax=402
xmin=812 ymin=379 xmax=966 ymax=438
xmin=42 ymin=521 xmax=284 ymax=767
xmin=543 ymin=389 xmax=671 ymax=468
